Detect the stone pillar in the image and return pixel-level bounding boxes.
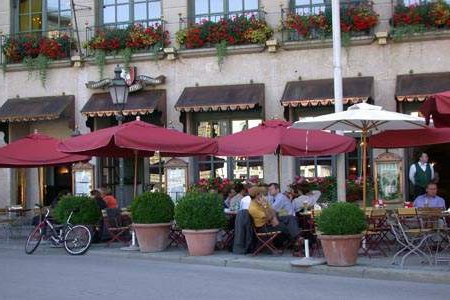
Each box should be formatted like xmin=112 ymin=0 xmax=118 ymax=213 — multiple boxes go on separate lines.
xmin=0 ymin=131 xmax=11 ymax=208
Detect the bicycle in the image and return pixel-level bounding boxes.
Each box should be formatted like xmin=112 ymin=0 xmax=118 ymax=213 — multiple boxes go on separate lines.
xmin=25 ymin=205 xmax=92 ymax=255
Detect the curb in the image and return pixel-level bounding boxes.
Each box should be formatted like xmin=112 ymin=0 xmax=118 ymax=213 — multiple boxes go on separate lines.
xmin=2 ymin=243 xmax=450 ymax=284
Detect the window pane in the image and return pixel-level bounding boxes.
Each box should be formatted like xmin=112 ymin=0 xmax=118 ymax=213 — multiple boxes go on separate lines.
xmin=20 ymin=0 xmax=30 ymax=13
xmin=47 ymin=11 xmax=59 ymax=29
xmin=19 ymin=14 xmax=30 ymax=32
xmin=103 ymin=5 xmax=116 ymax=23
xmin=244 ymin=0 xmax=258 ymax=10
xmin=210 ymin=0 xmax=224 ymax=13
xmin=60 ymin=0 xmax=72 ymax=10
xmin=248 ymin=119 xmax=261 ymax=128
xmin=117 ymin=4 xmax=130 ymax=23
xmin=47 ymin=0 xmax=59 ymax=11
xmin=148 ymin=1 xmax=161 ymax=19
xmin=31 ymin=0 xmax=43 ymax=13
xmin=197 ymin=121 xmax=211 ymax=137
xmin=299 ymin=159 xmax=316 ymax=177
xmin=195 ymin=0 xmax=208 ymax=14
xmin=134 ymin=2 xmax=147 ymax=20
xmin=31 ymin=13 xmax=42 ymax=30
xmin=117 ymin=0 xmax=129 ymax=3
xmin=104 ymin=0 xmax=115 ymax=5
xmin=316 ymin=160 xmax=332 ymax=177
xmin=232 ymin=120 xmax=247 ymax=133
xmin=229 ymin=0 xmax=243 ymax=12
xmin=295 ymin=0 xmax=310 ymax=5
xmin=60 ymin=10 xmax=71 ymax=28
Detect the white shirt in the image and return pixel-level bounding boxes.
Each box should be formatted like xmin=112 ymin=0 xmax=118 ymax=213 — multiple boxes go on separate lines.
xmin=292 ymin=191 xmax=322 ymax=212
xmin=409 ymin=162 xmax=434 ymax=185
xmin=239 ymin=196 xmax=251 ymax=210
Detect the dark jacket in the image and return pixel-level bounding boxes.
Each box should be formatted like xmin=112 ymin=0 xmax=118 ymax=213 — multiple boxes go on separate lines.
xmin=233 ymin=210 xmax=254 ymax=254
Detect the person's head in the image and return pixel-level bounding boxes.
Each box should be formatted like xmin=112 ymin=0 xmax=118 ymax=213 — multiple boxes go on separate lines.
xmin=248 ymin=186 xmax=266 ymax=201
xmin=99 ymin=187 xmax=112 ymax=197
xmin=228 ymin=188 xmax=237 ymax=198
xmin=90 ymin=189 xmax=102 ymax=199
xmin=426 ymin=183 xmax=438 ymax=197
xmin=234 ymin=183 xmax=244 ymax=195
xmin=419 ymin=152 xmax=429 ymax=164
xmin=268 ymin=183 xmax=280 ymax=196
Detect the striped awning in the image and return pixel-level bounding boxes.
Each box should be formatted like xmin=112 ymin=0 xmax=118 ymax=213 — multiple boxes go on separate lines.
xmin=281 ymin=77 xmax=373 ymax=107
xmin=396 ymin=72 xmax=450 ymax=102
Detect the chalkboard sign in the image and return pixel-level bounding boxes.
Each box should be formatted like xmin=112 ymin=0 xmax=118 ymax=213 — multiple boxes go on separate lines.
xmin=164 ymin=158 xmax=188 ymax=201
xmin=72 ymin=163 xmax=94 ymax=196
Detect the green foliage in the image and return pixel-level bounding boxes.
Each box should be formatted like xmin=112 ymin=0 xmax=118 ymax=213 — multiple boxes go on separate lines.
xmin=94 ymin=49 xmax=106 ymax=79
xmin=54 ymin=195 xmax=101 ymax=225
xmin=35 ymin=54 xmax=49 ymax=87
xmin=130 ymin=192 xmax=174 ymax=224
xmin=120 ymin=47 xmax=133 ymax=71
xmin=316 ymin=202 xmax=367 ymax=235
xmin=175 ymin=192 xmax=226 ymax=230
xmin=215 ymin=40 xmax=227 ymax=68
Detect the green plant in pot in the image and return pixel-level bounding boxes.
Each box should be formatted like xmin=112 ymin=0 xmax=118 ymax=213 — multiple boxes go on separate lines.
xmin=175 ymin=192 xmax=226 ymax=256
xmin=316 ymin=202 xmax=367 ymax=266
xmin=54 ymin=195 xmax=101 ymax=226
xmin=130 ymin=192 xmax=174 ymax=252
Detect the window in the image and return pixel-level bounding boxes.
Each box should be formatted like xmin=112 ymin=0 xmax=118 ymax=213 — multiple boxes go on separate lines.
xmin=149 ymin=154 xmax=165 ymax=191
xmin=195 ymin=118 xmax=263 ymax=180
xmin=16 ymin=0 xmax=72 ymax=34
xmin=192 ymin=0 xmax=259 ymax=22
xmin=102 ymin=0 xmax=162 ymax=27
xmin=292 ymin=0 xmax=326 ymax=15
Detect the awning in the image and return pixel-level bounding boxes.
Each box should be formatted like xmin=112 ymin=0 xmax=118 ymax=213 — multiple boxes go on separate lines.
xmin=81 ymin=90 xmax=166 ymax=117
xmin=396 ymin=72 xmax=450 ymax=102
xmin=0 ymin=95 xmax=74 ymax=122
xmin=175 ymin=84 xmax=264 ymax=112
xmin=281 ymin=77 xmax=373 ymax=107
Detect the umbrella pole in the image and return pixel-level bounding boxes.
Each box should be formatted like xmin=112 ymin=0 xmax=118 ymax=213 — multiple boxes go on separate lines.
xmin=277 ymin=153 xmax=281 ymax=186
xmin=133 ymin=151 xmax=138 ymax=199
xmin=362 ymin=130 xmax=368 ymax=210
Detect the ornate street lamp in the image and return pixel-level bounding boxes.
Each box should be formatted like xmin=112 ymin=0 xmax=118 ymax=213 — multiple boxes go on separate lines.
xmin=108 ymin=65 xmax=129 ymax=207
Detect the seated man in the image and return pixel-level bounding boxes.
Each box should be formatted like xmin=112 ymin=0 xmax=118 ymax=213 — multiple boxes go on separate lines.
xmin=292 ymin=188 xmax=322 ymax=212
xmin=413 ymin=183 xmax=446 ymax=209
xmin=267 ymin=183 xmax=294 ymax=216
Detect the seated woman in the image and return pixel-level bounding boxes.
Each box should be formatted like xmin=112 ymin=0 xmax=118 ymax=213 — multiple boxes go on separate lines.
xmin=100 ymin=188 xmax=118 ymax=209
xmin=223 ymin=187 xmax=237 ymax=209
xmin=229 ymin=183 xmax=245 ymax=211
xmin=248 ymin=186 xmax=303 ymax=255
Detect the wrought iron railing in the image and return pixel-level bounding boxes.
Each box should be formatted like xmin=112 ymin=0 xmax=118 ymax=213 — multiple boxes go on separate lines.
xmin=0 ymin=29 xmax=75 ymax=65
xmin=85 ymin=20 xmax=167 ymax=57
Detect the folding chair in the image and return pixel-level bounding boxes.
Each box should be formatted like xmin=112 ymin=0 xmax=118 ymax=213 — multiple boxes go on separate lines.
xmin=389 ymin=215 xmax=433 ymax=267
xmin=310 ymin=209 xmax=323 ymax=257
xmin=168 ymin=224 xmax=187 ymax=249
xmin=417 ymin=208 xmax=443 ymax=230
xmin=362 ymin=208 xmax=389 ymax=257
xmin=103 ymin=208 xmax=131 ymax=246
xmin=251 ymin=222 xmax=282 ymax=256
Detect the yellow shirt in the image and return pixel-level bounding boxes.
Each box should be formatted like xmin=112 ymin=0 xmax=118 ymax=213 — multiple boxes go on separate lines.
xmin=249 ymin=200 xmax=268 ymax=228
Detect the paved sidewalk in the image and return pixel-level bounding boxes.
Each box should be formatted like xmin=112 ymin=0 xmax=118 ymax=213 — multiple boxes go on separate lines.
xmin=1 ymin=238 xmax=450 ymax=284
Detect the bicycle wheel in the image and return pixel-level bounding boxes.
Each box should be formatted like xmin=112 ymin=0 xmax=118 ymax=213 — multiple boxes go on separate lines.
xmin=64 ymin=225 xmax=92 ymax=255
xmin=25 ymin=224 xmax=43 ymax=254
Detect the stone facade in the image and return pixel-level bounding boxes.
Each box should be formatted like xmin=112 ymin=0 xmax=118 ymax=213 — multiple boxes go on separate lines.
xmin=0 ymin=0 xmax=449 ymax=207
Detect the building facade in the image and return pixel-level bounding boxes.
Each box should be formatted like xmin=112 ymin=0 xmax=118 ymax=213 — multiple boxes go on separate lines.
xmin=1 ymin=0 xmax=450 ymax=208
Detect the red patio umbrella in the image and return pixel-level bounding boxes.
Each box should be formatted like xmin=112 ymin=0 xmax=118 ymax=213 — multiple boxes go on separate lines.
xmin=0 ymin=131 xmax=89 ymax=168
xmin=0 ymin=131 xmax=90 ymax=205
xmin=369 ymin=127 xmax=450 ymax=148
xmin=58 ymin=118 xmax=218 ymax=197
xmin=419 ymin=91 xmax=450 ymax=128
xmin=216 ymin=119 xmax=356 ymax=183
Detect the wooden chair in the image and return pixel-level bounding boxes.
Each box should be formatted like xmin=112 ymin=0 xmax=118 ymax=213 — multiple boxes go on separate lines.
xmin=397 ymin=207 xmax=432 ymax=235
xmin=362 ymin=208 xmax=389 ymax=257
xmin=251 ymin=219 xmax=282 ymax=256
xmin=417 ymin=208 xmax=444 ymax=229
xmin=309 ymin=209 xmax=323 ymax=257
xmin=102 ymin=208 xmax=131 ymax=246
xmin=168 ymin=224 xmax=187 ymax=249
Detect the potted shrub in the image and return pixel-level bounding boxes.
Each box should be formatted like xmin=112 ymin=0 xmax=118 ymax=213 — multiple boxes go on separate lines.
xmin=316 ymin=202 xmax=367 ymax=266
xmin=130 ymin=192 xmax=174 ymax=252
xmin=54 ymin=195 xmax=101 ymax=226
xmin=175 ymin=192 xmax=226 ymax=256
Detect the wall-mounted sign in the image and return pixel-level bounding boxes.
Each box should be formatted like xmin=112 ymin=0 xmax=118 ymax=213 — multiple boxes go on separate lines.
xmin=374 ymin=152 xmax=403 ymax=203
xmin=164 ymin=158 xmax=188 ymax=201
xmin=72 ymin=162 xmax=94 ymax=196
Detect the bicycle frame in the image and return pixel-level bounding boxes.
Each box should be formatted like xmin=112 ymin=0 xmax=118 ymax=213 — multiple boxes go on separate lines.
xmin=37 ymin=208 xmax=75 ymax=244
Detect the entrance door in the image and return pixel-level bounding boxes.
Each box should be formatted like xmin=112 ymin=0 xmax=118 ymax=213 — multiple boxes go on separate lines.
xmin=43 ymin=166 xmax=72 ymax=206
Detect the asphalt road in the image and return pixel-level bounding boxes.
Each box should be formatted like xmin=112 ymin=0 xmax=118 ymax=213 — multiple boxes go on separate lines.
xmin=0 ymin=248 xmax=447 ymax=300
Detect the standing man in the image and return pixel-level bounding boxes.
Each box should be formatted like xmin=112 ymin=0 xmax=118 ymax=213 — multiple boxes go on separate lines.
xmin=409 ymin=152 xmax=434 ymax=200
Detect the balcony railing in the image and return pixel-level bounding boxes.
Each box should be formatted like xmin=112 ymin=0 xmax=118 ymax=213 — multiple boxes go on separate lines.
xmin=281 ymin=1 xmax=377 ymax=42
xmin=178 ymin=9 xmax=265 ymax=30
xmin=84 ymin=21 xmax=167 ymax=57
xmin=0 ymin=29 xmax=75 ymax=66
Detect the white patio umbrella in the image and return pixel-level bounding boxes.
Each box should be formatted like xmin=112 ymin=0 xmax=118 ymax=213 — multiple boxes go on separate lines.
xmin=292 ymin=102 xmax=427 ymax=208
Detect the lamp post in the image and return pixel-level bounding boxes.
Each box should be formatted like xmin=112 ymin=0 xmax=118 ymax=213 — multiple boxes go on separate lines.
xmin=109 ymin=65 xmax=129 ymax=208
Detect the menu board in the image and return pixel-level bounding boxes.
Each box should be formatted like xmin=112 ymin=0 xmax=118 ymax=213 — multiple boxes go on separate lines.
xmin=164 ymin=158 xmax=188 ymax=201
xmin=72 ymin=163 xmax=94 ymax=196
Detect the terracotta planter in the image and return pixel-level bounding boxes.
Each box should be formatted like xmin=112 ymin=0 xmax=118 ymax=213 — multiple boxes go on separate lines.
xmin=133 ymin=223 xmax=172 ymax=253
xmin=182 ymin=229 xmax=219 ymax=256
xmin=319 ymin=234 xmax=363 ymax=267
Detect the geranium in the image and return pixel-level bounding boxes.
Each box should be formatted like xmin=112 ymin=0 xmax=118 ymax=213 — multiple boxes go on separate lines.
xmin=191 ymin=177 xmax=243 ymax=194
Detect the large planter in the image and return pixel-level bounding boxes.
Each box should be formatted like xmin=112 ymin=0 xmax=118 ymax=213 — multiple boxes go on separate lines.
xmin=133 ymin=223 xmax=172 ymax=253
xmin=319 ymin=234 xmax=363 ymax=267
xmin=182 ymin=229 xmax=219 ymax=256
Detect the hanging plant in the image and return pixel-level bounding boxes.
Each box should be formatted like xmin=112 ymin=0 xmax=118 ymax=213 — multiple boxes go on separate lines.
xmin=120 ymin=47 xmax=133 ymax=71
xmin=94 ymin=49 xmax=106 ymax=79
xmin=215 ymin=40 xmax=227 ymax=69
xmin=35 ymin=54 xmax=50 ymax=87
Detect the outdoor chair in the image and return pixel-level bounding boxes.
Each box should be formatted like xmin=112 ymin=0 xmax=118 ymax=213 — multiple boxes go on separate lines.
xmin=417 ymin=208 xmax=444 ymax=229
xmin=389 ymin=214 xmax=433 ymax=267
xmin=102 ymin=208 xmax=131 ymax=246
xmin=168 ymin=224 xmax=187 ymax=249
xmin=251 ymin=220 xmax=282 ymax=256
xmin=0 ymin=208 xmax=13 ymax=242
xmin=310 ymin=209 xmax=323 ymax=257
xmin=361 ymin=208 xmax=390 ymax=258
